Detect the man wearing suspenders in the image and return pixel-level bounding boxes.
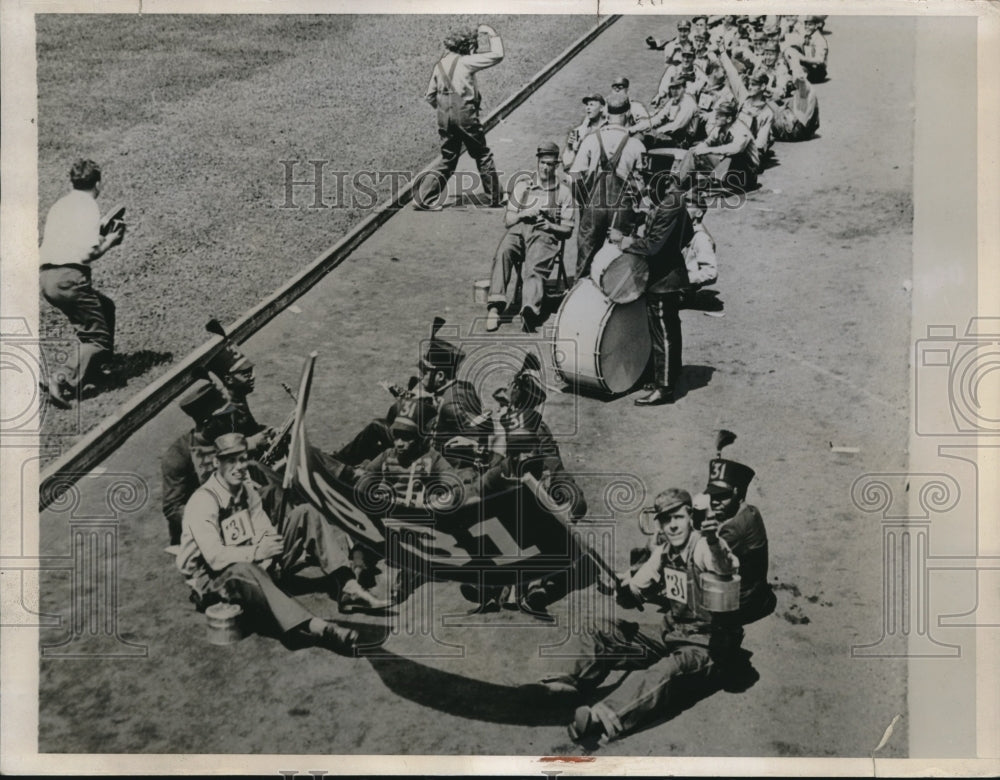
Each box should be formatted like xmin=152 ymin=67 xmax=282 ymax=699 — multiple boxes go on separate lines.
xmin=415 ymin=24 xmax=504 ymax=210
xmin=568 ymin=93 xmax=647 ymax=279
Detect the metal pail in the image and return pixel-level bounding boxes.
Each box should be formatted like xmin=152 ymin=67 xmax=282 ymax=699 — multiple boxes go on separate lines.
xmin=699 ymin=572 xmax=741 ymax=612
xmin=205 ymin=602 xmax=245 ymax=645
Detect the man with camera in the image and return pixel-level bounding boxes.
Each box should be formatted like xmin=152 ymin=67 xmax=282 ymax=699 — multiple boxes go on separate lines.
xmin=531 ymin=487 xmax=745 ymax=746
xmin=176 ymin=432 xmax=366 ymax=653
xmin=485 ymin=142 xmax=575 ymax=334
xmin=415 ymin=24 xmax=504 ymax=210
xmin=39 ymin=159 xmax=126 ymax=407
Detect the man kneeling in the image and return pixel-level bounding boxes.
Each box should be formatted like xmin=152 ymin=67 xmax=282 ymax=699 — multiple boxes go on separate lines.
xmin=176 ymin=433 xmax=375 ymax=653
xmin=485 ymin=142 xmax=575 ymax=333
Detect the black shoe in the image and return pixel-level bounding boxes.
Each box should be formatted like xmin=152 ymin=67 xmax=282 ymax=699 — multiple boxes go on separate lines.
xmin=317 ymin=622 xmax=359 ymax=656
xmin=521 ymin=308 xmax=539 ymax=333
xmin=634 ymin=386 xmax=675 ymax=406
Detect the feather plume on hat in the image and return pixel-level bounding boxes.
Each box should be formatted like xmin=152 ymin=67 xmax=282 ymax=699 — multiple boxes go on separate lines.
xmin=715 ymin=429 xmax=737 ymax=457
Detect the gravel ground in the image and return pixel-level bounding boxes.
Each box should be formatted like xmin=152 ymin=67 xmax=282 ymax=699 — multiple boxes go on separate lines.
xmin=37 ymin=15 xmax=915 ymax=759
xmin=36 ymin=14 xmax=597 ymax=460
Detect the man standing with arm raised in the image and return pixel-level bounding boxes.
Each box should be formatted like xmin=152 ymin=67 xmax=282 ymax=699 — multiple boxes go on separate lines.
xmin=415 ymin=24 xmax=504 ymax=211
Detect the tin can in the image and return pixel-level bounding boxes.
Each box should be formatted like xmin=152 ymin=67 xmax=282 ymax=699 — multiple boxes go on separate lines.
xmin=699 ymin=572 xmax=741 ymax=612
xmin=205 ymin=602 xmax=245 ymax=645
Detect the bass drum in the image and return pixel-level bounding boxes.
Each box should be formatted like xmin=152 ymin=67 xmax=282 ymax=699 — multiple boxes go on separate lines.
xmin=590 ymin=242 xmax=648 ymax=304
xmin=551 ymin=278 xmax=651 ymax=395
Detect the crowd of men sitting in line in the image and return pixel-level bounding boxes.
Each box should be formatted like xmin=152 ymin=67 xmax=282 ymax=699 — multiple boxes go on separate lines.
xmin=482 ymin=13 xmax=826 ymax=407
xmin=159 ymin=13 xmax=808 ymax=746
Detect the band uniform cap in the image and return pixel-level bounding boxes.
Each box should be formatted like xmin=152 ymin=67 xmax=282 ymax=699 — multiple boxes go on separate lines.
xmin=763 ymin=22 xmax=781 ymax=37
xmin=708 ymin=15 xmax=725 ymax=26
xmin=179 ymin=379 xmax=230 ymax=422
xmin=581 ymin=93 xmax=606 ymax=105
xmin=691 ymin=15 xmax=708 ymax=24
xmin=653 ymin=488 xmax=693 ymax=516
xmin=676 ymin=19 xmax=691 ymax=30
xmin=207 ymin=344 xmax=253 ymax=377
xmin=214 ymin=432 xmax=248 ymax=458
xmin=420 ymin=316 xmax=464 ymax=373
xmin=391 ymin=395 xmax=436 ymax=437
xmin=705 ymin=458 xmax=756 ymax=496
xmin=605 ymin=93 xmax=630 ymax=114
xmin=611 ymin=75 xmax=630 ymax=88
xmin=536 ymin=141 xmax=560 ymax=159
xmin=763 ymin=40 xmax=780 ymax=52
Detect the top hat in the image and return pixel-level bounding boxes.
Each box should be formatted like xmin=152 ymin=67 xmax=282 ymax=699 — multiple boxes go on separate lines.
xmin=420 ymin=317 xmax=465 ymax=373
xmin=207 ymin=344 xmax=253 ymax=377
xmin=704 ymin=458 xmax=756 ymax=496
xmin=179 ymin=380 xmax=233 ymax=423
xmin=391 ymin=395 xmax=437 ymax=438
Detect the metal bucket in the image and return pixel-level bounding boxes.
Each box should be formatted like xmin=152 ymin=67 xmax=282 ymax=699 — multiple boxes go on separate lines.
xmin=473 ymin=279 xmax=490 ymax=304
xmin=205 ymin=602 xmax=245 ymax=645
xmin=699 ymin=572 xmax=741 ymax=613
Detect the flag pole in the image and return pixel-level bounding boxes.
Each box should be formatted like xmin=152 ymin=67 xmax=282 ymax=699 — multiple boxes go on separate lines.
xmin=275 ymin=351 xmax=318 ymax=534
xmin=520 ymin=472 xmax=624 ymax=589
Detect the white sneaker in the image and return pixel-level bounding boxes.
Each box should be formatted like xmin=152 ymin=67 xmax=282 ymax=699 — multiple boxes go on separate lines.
xmin=485 ymin=308 xmax=500 ymax=332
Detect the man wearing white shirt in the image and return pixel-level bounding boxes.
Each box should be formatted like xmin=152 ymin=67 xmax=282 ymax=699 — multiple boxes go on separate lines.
xmin=39 ymin=159 xmax=125 ymax=407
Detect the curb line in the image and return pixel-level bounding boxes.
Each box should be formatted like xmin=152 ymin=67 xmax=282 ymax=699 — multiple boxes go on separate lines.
xmin=38 ymin=14 xmax=622 ymax=511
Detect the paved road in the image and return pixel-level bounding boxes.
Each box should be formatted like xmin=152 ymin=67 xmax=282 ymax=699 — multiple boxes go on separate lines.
xmin=36 ymin=14 xmax=914 ymax=758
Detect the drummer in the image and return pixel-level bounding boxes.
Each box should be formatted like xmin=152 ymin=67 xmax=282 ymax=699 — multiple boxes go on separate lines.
xmin=609 ymin=178 xmax=694 ymax=406
xmin=485 ymin=141 xmax=575 ymax=333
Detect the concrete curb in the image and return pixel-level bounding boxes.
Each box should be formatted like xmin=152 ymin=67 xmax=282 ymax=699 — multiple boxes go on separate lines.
xmin=39 ymin=14 xmax=622 ymax=511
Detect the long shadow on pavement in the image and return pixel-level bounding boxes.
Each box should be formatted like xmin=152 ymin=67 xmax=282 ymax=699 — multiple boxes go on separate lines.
xmin=363 ymin=648 xmax=612 ymax=726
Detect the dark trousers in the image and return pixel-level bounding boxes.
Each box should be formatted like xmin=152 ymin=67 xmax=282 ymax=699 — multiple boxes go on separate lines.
xmin=40 ymin=264 xmax=115 ymax=389
xmin=575 ymin=179 xmax=636 ymax=279
xmin=488 ymin=222 xmax=562 ymax=318
xmin=552 ymin=618 xmax=717 ymax=739
xmin=193 ymin=505 xmax=353 ymax=636
xmin=417 ymin=103 xmax=500 ymax=206
xmin=646 ymin=292 xmax=683 ymax=389
xmin=335 ymin=420 xmax=393 ymax=467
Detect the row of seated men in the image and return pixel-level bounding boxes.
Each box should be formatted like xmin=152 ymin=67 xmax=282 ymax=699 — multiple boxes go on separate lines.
xmin=161 ymin=317 xmax=585 ymax=614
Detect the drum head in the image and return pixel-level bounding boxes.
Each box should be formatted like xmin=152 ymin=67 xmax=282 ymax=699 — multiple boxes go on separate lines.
xmin=597 ymin=252 xmax=649 ymax=304
xmin=551 ymin=279 xmax=651 ymax=395
xmin=597 ymin=296 xmax=651 ymax=394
